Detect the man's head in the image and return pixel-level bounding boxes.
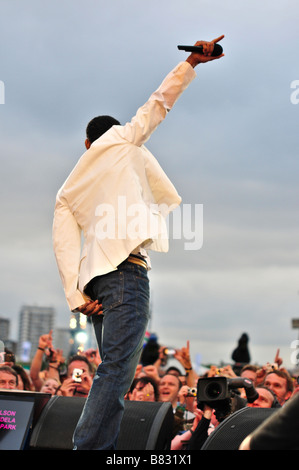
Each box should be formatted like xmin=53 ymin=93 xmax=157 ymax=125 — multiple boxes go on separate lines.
xmin=241 ymin=365 xmax=258 ymax=385
xmin=0 ymin=366 xmax=18 ymax=390
xmin=158 ymin=374 xmax=182 ymax=407
xmin=85 ymin=115 xmax=120 ymax=148
xmin=263 ymin=369 xmax=294 ymax=405
xmin=247 ymin=386 xmax=281 ymax=409
xmin=165 ymin=366 xmax=187 ymax=386
xmin=67 ymin=355 xmax=94 ymax=378
xmin=66 ymin=355 xmax=94 ymax=397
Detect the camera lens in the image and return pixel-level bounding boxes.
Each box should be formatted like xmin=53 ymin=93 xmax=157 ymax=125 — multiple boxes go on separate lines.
xmin=206 ymin=382 xmax=222 ymax=400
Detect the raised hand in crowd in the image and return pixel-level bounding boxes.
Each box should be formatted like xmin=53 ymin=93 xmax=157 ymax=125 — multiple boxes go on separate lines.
xmin=207 ymin=364 xmax=237 ymax=379
xmin=130 ymin=381 xmax=156 ymax=402
xmin=30 ymin=330 xmax=54 ymax=390
xmin=174 ymin=341 xmax=198 ymax=387
xmin=81 ymin=348 xmax=102 ymax=371
xmin=142 ymin=365 xmax=161 ymax=384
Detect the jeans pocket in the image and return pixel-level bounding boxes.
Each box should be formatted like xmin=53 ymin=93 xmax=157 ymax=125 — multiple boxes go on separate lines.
xmin=135 ymin=274 xmax=150 ymax=319
xmin=93 ymin=271 xmax=124 ymax=311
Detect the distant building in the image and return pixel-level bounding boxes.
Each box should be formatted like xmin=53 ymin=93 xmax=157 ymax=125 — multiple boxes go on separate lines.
xmin=0 ymin=317 xmax=10 ymax=342
xmin=54 ymin=327 xmax=72 ymax=358
xmin=17 ymin=305 xmax=55 ymax=361
xmin=0 ymin=318 xmax=17 ymax=355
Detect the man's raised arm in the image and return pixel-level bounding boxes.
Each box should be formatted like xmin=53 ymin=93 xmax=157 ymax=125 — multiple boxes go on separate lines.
xmin=114 ymin=36 xmax=224 ymax=147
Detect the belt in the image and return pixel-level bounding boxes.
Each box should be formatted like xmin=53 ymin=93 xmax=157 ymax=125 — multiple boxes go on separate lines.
xmin=127 ymin=255 xmax=147 ymax=270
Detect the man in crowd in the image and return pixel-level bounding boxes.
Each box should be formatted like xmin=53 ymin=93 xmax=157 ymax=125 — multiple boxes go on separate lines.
xmin=58 ymin=355 xmax=94 ymax=398
xmin=263 ymin=369 xmax=293 ymax=405
xmin=0 ymin=366 xmax=18 ymax=390
xmin=246 ymin=386 xmax=280 ymax=409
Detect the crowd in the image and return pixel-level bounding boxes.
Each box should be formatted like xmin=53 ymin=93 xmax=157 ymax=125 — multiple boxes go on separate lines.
xmin=0 ymin=330 xmax=299 ymax=450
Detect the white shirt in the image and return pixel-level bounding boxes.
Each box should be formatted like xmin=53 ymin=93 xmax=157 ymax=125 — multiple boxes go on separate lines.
xmin=53 ymin=61 xmax=196 ymax=311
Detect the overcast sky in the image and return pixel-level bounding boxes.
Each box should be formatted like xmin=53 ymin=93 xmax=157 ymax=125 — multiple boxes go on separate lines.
xmin=1 ymin=0 xmax=299 ymax=369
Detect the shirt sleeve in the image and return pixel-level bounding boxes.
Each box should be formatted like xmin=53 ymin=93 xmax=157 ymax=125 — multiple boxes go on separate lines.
xmin=114 ymin=61 xmax=196 ymax=147
xmin=52 ymin=193 xmax=89 ymax=311
xmin=187 ymin=417 xmax=211 ymax=450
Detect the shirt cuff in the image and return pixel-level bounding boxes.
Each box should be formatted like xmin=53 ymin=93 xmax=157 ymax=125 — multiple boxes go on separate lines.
xmin=67 ymin=290 xmax=91 ymax=312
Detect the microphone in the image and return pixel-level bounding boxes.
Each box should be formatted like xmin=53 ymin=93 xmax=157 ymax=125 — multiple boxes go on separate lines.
xmin=177 ymin=43 xmax=223 ymax=57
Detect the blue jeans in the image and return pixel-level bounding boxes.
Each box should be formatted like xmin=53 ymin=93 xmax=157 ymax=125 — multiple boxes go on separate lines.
xmin=73 ymin=259 xmax=150 ymax=450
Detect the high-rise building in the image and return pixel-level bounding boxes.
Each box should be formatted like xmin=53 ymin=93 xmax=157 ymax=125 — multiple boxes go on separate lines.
xmin=17 ymin=305 xmax=55 ymax=361
xmin=0 ymin=317 xmax=10 ymax=342
xmin=0 ymin=318 xmax=17 ymax=355
xmin=54 ymin=327 xmax=73 ymax=358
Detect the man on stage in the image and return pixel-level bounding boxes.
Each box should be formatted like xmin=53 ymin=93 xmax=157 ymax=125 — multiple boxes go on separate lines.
xmin=52 ymin=36 xmax=224 ymax=450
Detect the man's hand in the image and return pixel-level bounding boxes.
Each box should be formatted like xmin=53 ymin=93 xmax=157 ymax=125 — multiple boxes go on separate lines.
xmin=38 ymin=330 xmax=53 ymax=351
xmin=274 ymin=348 xmax=283 ymax=368
xmin=83 ymin=348 xmax=102 ymax=367
xmin=142 ymin=365 xmax=161 ymax=384
xmin=131 ymin=382 xmax=155 ymax=402
xmin=174 ymin=340 xmax=192 ymax=371
xmin=186 ymin=35 xmax=225 ymax=68
xmin=77 ymin=299 xmax=103 ymax=317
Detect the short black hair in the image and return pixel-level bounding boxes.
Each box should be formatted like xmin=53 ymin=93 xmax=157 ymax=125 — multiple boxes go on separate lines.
xmin=130 ymin=376 xmax=159 ymax=401
xmin=68 ymin=354 xmax=94 ymax=375
xmin=86 ymin=115 xmax=120 ymax=144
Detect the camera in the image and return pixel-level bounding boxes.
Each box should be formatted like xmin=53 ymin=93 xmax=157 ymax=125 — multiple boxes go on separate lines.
xmin=197 ymin=377 xmax=230 ymax=402
xmin=0 ymin=352 xmax=15 ymax=364
xmin=196 ymin=376 xmax=259 ymax=422
xmin=72 ymin=368 xmax=83 ymax=383
xmin=186 ymin=387 xmax=197 ymax=397
xmin=4 ymin=353 xmax=15 ymax=363
xmin=162 ymin=347 xmax=176 ymax=356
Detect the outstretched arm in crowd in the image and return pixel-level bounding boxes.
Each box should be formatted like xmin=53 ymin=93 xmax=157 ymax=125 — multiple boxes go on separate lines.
xmin=30 ymin=330 xmax=63 ymax=390
xmin=30 ymin=330 xmax=53 ymax=391
xmin=174 ymin=341 xmax=198 ymax=387
xmin=47 ymin=347 xmax=64 ymax=383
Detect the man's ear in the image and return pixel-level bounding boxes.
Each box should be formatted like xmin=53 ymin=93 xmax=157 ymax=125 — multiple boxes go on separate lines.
xmin=85 ymin=138 xmax=91 ymax=149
